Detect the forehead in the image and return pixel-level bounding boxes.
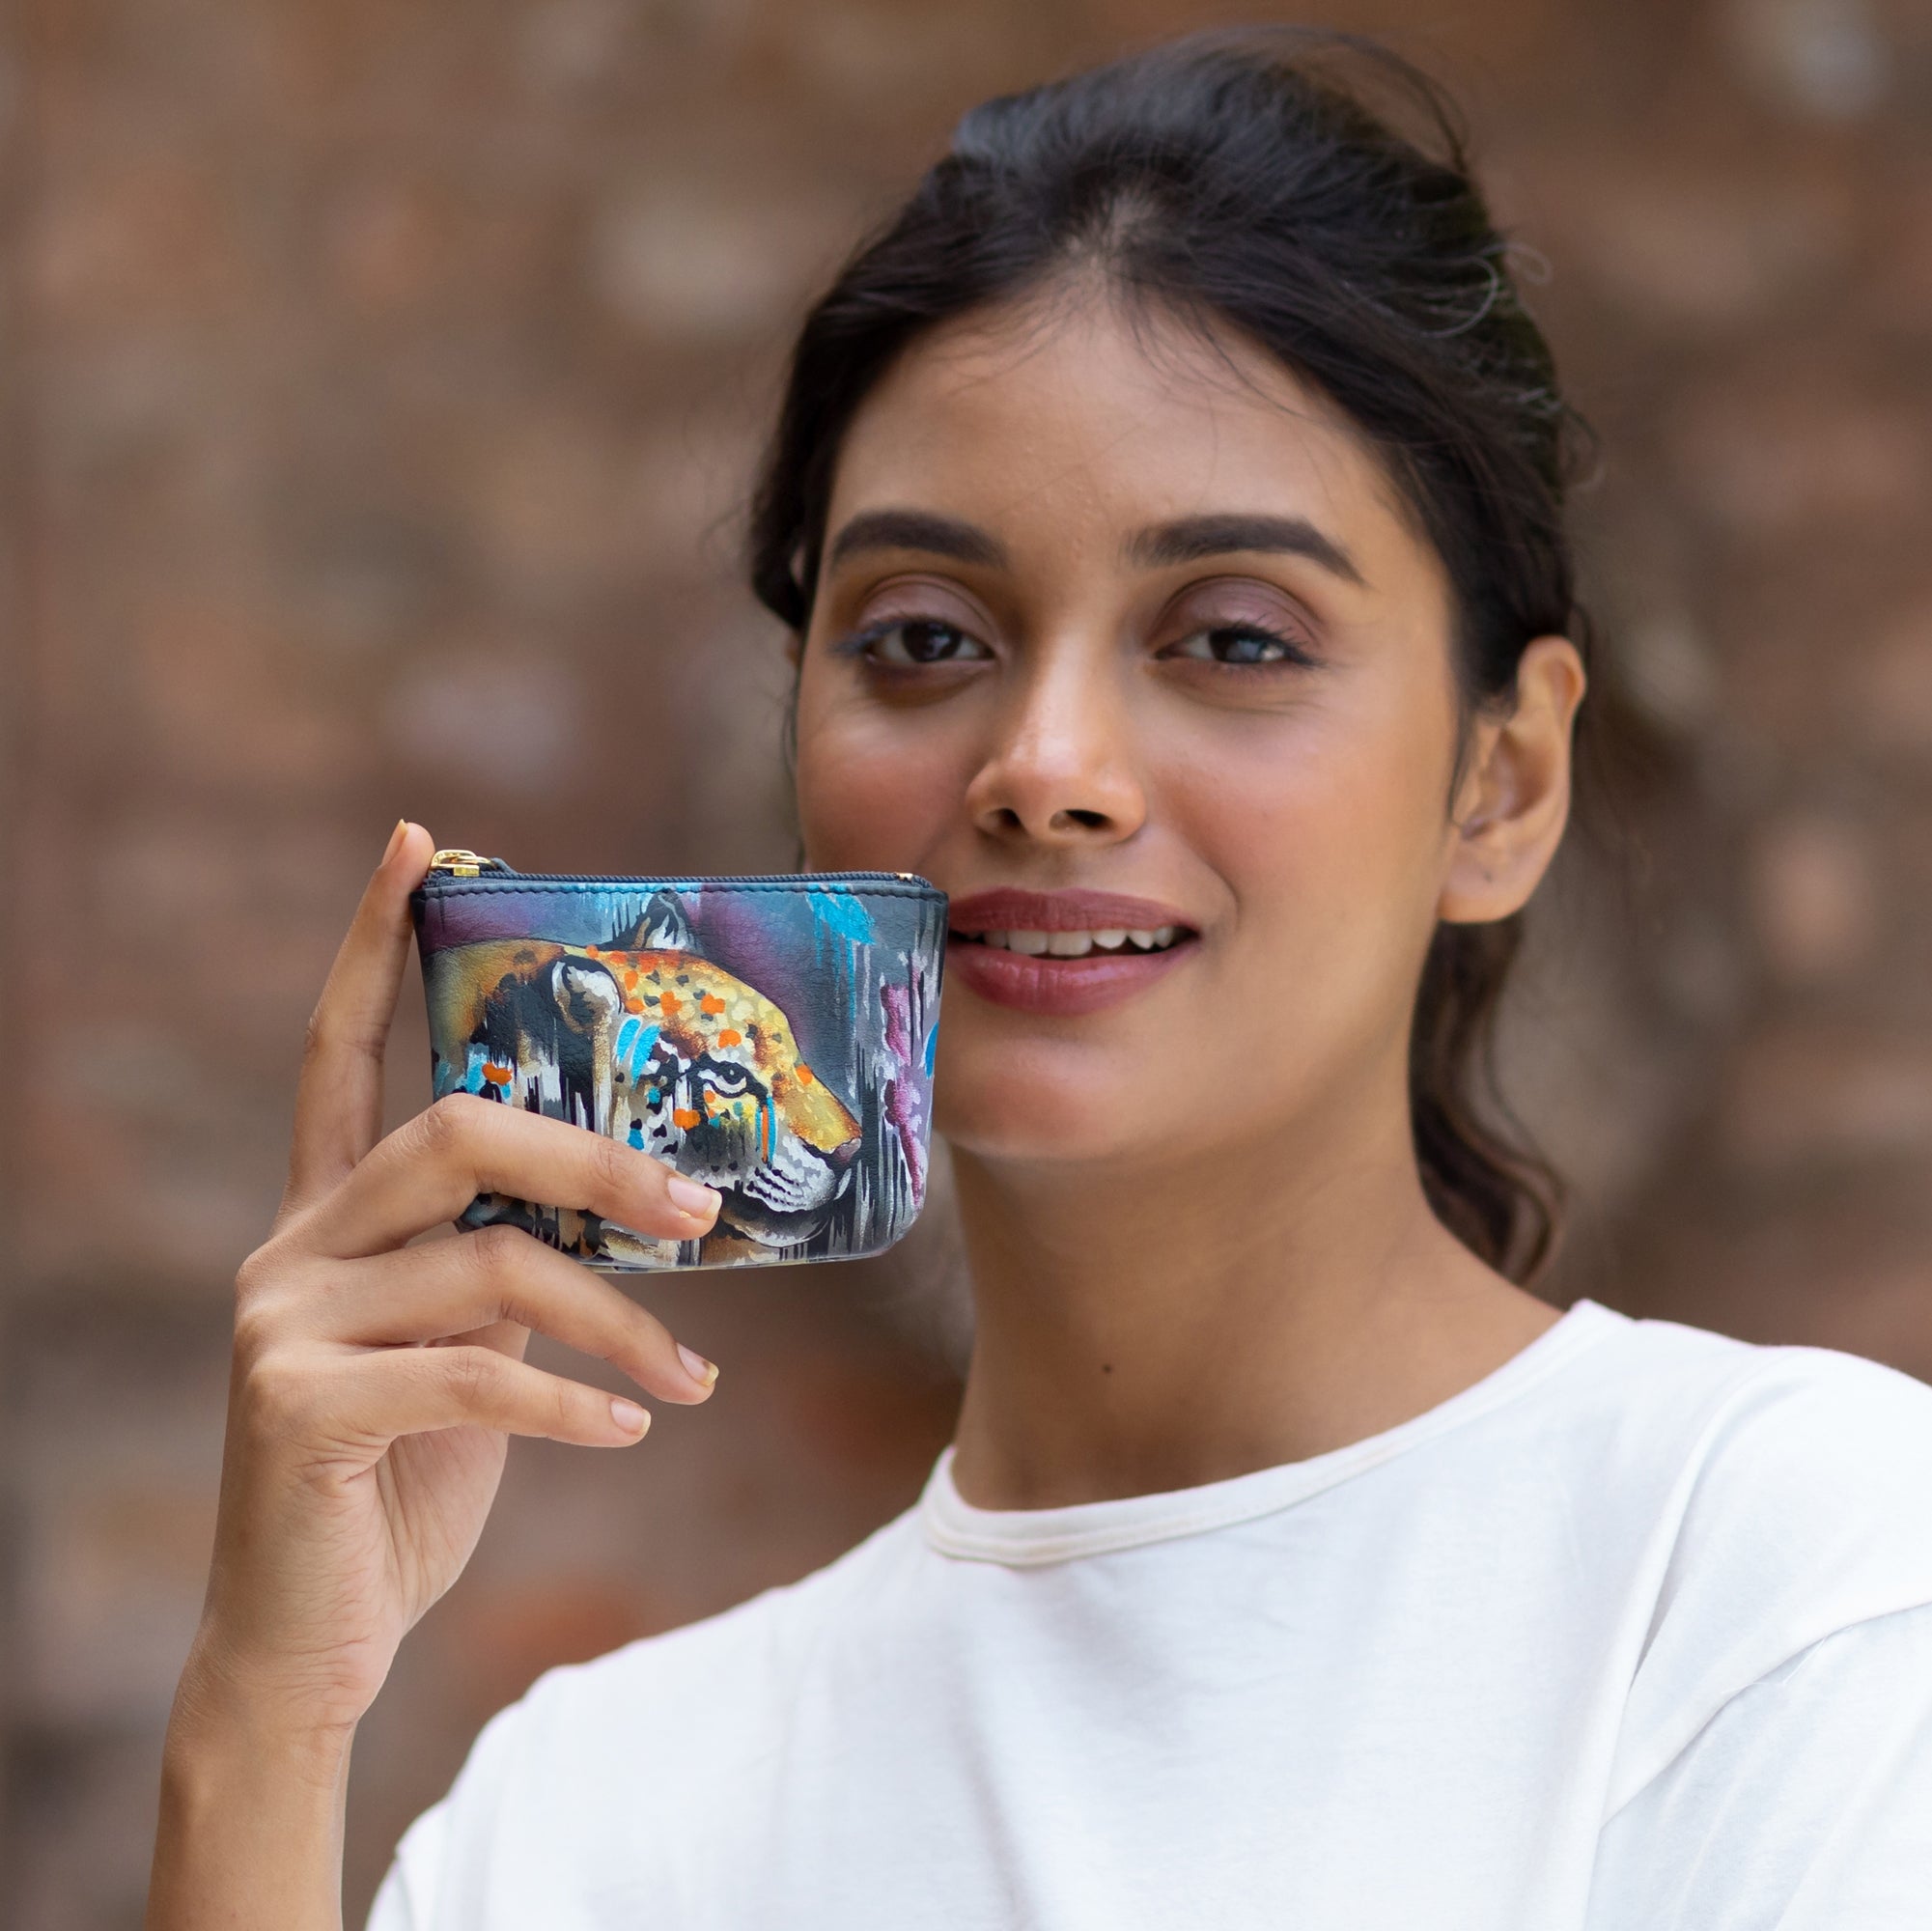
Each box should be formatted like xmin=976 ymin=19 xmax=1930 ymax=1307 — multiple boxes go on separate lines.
xmin=827 ymin=286 xmax=1428 ymax=581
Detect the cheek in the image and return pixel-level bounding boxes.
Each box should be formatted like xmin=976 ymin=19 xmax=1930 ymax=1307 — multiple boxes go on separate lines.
xmin=1178 ymin=679 xmax=1448 ymax=888
xmin=1167 ymin=684 xmax=1460 ymax=1053
xmin=792 ymin=662 xmax=967 ymax=870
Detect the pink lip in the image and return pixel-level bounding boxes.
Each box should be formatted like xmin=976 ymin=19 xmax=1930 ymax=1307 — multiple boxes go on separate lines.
xmin=946 ymin=888 xmax=1193 ymax=935
xmin=943 ymin=888 xmax=1199 ymax=1019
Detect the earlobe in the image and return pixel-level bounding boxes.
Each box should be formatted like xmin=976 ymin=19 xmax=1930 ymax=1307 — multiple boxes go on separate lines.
xmin=1438 ymin=635 xmax=1587 ymax=926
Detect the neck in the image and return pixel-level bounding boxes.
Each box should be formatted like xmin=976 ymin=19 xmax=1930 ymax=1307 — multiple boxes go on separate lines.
xmin=945 ymin=1072 xmax=1557 ymax=1510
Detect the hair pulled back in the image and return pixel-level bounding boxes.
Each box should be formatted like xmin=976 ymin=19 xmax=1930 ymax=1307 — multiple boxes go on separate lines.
xmin=749 ymin=28 xmax=1589 ymax=1284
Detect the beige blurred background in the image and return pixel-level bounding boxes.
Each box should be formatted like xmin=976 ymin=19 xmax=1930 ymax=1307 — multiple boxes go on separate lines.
xmin=3 ymin=0 xmax=1930 ymax=1923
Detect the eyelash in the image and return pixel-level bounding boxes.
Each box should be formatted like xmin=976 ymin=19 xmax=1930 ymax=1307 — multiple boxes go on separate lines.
xmin=828 ymin=614 xmax=1320 ymax=670
xmin=1162 ymin=622 xmax=1319 ymax=669
xmin=830 ymin=617 xmax=990 ymax=667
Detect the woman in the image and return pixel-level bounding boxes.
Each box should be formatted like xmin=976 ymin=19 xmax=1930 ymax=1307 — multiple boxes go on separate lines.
xmin=149 ymin=32 xmax=1932 ymax=1929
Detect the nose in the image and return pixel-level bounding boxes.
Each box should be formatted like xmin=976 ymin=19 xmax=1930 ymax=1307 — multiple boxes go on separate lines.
xmin=963 ymin=641 xmax=1146 ymax=848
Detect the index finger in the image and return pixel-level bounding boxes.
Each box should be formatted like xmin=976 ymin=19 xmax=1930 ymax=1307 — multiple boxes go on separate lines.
xmin=294 ymin=1095 xmax=723 ymax=1261
xmin=282 ymin=819 xmax=436 ymax=1216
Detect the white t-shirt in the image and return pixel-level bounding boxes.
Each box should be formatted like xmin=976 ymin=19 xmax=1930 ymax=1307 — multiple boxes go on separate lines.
xmin=368 ymin=1301 xmax=1932 ymax=1929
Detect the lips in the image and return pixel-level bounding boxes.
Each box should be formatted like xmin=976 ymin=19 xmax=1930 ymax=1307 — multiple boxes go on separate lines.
xmin=945 ymin=887 xmax=1198 ymax=1017
xmin=947 ymin=888 xmax=1193 ymax=936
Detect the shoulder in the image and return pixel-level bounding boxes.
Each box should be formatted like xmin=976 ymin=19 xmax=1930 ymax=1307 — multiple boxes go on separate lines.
xmin=1556 ymin=1304 xmax=1932 ymax=1538
xmin=1582 ymin=1313 xmax=1932 ymax=1805
xmin=1508 ymin=1304 xmax=1932 ymax=1574
xmin=508 ymin=1498 xmax=928 ymax=1757
xmin=460 ymin=1498 xmax=927 ymax=1784
xmin=376 ymin=1502 xmax=932 ymax=1923
xmin=1599 ymin=1313 xmax=1932 ymax=1593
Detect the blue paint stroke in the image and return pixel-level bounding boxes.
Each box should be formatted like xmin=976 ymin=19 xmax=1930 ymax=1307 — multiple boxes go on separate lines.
xmin=615 ymin=1017 xmax=660 ymax=1080
xmin=806 ymin=888 xmax=876 ymax=947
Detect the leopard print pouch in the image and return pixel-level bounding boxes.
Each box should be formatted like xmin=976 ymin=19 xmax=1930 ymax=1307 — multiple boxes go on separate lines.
xmin=412 ymin=852 xmax=946 ymax=1272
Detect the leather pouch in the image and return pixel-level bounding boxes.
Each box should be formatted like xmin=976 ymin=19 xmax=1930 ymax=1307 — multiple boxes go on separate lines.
xmin=411 ymin=851 xmax=946 ymax=1272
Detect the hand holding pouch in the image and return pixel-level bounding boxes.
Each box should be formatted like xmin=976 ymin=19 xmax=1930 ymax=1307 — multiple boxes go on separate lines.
xmin=411 ymin=853 xmax=946 ymax=1272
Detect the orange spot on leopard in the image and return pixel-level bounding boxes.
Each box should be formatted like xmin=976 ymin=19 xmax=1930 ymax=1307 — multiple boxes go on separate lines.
xmin=672 ymin=1107 xmax=702 ymax=1130
xmin=585 ymin=945 xmax=601 ymax=959
xmin=622 ymin=969 xmax=638 ymax=991
xmin=658 ymin=991 xmax=682 ymax=1016
xmin=716 ymin=1028 xmax=742 ymax=1047
xmin=626 ymin=997 xmax=645 ymax=1015
xmin=482 ymin=1062 xmax=514 ymax=1087
xmin=700 ymin=993 xmax=726 ymax=1015
xmin=795 ymin=1063 xmax=815 ymax=1085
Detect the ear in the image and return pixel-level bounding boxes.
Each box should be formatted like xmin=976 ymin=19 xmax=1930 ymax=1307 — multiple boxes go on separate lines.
xmin=551 ymin=957 xmax=623 ymax=1030
xmin=609 ymin=889 xmax=694 ymax=953
xmin=1438 ymin=635 xmax=1588 ymax=925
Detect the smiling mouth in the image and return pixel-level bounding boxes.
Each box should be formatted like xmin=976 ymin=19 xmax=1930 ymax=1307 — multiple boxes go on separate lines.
xmin=951 ymin=925 xmax=1190 ymax=959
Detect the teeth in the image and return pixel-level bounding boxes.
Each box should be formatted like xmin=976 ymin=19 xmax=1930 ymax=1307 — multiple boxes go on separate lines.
xmin=967 ymin=926 xmax=1188 ymax=958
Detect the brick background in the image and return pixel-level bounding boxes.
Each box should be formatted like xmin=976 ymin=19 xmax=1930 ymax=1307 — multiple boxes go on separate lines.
xmin=3 ymin=1 xmax=1929 ymax=1923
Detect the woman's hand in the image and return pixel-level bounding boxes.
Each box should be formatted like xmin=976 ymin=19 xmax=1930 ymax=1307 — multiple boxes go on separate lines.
xmin=149 ymin=821 xmax=721 ymax=1927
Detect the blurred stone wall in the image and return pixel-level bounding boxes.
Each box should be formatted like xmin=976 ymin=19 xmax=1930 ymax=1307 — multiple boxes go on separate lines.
xmin=2 ymin=0 xmax=1928 ymax=1924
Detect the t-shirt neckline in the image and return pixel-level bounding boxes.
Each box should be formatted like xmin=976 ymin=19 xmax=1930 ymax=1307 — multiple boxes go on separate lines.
xmin=920 ymin=1298 xmax=1624 ymax=1566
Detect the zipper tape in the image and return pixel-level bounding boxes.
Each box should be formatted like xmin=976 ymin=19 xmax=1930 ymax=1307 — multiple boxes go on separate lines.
xmin=419 ymin=852 xmax=942 ymax=899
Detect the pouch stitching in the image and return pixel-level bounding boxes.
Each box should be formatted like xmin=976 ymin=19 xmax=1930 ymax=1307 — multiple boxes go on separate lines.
xmin=417 ymin=881 xmax=941 ymax=903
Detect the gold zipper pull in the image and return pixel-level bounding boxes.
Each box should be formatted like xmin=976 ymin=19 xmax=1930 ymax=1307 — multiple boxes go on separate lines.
xmin=429 ymin=848 xmax=506 ymax=878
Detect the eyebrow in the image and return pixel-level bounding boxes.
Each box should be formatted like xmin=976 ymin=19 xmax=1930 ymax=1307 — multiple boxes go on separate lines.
xmin=826 ymin=509 xmax=1010 ymax=573
xmin=823 ymin=505 xmax=1364 ymax=587
xmin=1124 ymin=514 xmax=1364 ymax=585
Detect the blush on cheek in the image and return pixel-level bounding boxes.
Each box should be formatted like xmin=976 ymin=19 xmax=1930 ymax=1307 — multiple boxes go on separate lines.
xmin=794 ymin=710 xmax=959 ymax=874
xmin=798 ymin=763 xmax=916 ymax=870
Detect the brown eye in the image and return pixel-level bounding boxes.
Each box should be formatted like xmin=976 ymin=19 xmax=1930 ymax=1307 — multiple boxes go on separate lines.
xmin=1163 ymin=623 xmax=1313 ymax=667
xmin=853 ymin=619 xmax=993 ymax=666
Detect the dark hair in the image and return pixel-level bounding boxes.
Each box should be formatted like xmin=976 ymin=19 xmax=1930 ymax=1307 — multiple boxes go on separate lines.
xmin=749 ymin=29 xmax=1589 ymax=1284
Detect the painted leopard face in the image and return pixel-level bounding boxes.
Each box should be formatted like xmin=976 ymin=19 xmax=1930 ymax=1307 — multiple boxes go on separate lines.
xmin=426 ymin=893 xmax=861 ymax=1263
xmin=594 ymin=945 xmax=860 ymax=1240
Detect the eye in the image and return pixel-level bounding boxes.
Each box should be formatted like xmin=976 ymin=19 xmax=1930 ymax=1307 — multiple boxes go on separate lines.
xmin=844 ymin=617 xmax=993 ymax=666
xmin=1162 ymin=623 xmax=1315 ymax=667
xmin=704 ymin=1061 xmax=751 ymax=1095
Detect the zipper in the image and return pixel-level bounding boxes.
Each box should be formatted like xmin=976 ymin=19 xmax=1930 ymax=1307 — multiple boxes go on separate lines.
xmin=429 ymin=848 xmax=506 ymax=877
xmin=426 ymin=849 xmax=925 ymax=886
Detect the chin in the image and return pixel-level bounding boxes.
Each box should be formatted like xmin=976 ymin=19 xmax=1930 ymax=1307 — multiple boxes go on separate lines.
xmin=934 ymin=1057 xmax=1160 ymax=1168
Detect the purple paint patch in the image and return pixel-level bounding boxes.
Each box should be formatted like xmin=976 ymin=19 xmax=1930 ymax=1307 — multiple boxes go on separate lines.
xmin=882 ymin=979 xmax=913 ymax=1064
xmin=880 ymin=982 xmax=926 ymax=1201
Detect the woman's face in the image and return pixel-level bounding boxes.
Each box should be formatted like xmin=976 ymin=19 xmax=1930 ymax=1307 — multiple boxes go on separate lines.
xmin=793 ymin=290 xmax=1552 ymax=1169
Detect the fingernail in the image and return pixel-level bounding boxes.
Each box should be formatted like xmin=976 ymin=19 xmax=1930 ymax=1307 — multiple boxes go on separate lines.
xmin=666 ymin=1175 xmax=721 ymax=1220
xmin=610 ymin=1398 xmax=649 ymax=1436
xmin=677 ymin=1343 xmax=719 ymax=1388
xmin=380 ymin=819 xmax=409 ymax=864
